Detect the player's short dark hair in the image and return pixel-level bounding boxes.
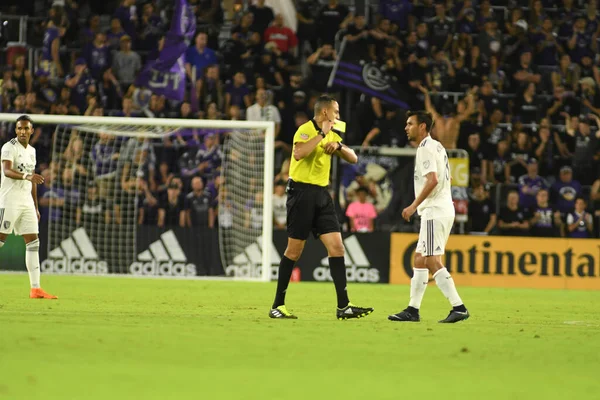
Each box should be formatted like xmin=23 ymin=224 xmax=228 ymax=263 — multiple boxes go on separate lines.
xmin=575 ymin=196 xmax=587 ymax=203
xmin=356 ymin=186 xmax=369 ymax=194
xmin=314 ymin=95 xmax=337 ymax=117
xmin=16 ymin=114 xmax=33 ymax=125
xmin=406 ymin=110 xmax=433 ymax=132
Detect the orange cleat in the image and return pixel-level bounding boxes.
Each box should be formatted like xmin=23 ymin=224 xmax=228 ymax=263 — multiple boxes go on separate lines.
xmin=30 ymin=288 xmax=58 ymax=299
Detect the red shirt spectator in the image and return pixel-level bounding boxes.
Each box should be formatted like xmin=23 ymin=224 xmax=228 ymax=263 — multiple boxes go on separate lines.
xmin=263 ymin=14 xmax=298 ymax=53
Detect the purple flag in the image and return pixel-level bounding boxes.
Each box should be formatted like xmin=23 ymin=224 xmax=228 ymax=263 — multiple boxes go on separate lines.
xmin=134 ymin=0 xmax=196 ymax=101
xmin=328 ymin=38 xmax=410 ymax=109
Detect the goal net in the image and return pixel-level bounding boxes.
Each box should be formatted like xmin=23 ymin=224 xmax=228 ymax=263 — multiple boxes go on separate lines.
xmin=0 ymin=113 xmax=274 ymax=281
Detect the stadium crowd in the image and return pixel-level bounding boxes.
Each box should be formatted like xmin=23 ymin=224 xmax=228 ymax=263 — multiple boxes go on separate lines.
xmin=0 ymin=0 xmax=598 ymax=238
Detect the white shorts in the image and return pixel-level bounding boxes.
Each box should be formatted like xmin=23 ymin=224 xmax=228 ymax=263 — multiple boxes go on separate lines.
xmin=416 ymin=216 xmax=454 ymax=256
xmin=0 ymin=207 xmax=39 ymax=235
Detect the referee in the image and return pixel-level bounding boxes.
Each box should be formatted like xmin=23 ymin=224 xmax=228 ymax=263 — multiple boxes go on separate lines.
xmin=269 ymin=95 xmax=374 ymax=320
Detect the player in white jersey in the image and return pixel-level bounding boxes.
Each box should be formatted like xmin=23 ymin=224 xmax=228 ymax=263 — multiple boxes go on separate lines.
xmin=0 ymin=115 xmax=57 ymax=299
xmin=388 ymin=110 xmax=468 ymax=323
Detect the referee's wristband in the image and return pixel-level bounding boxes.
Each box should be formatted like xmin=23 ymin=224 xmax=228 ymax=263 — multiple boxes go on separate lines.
xmin=337 ymin=142 xmax=343 ymax=151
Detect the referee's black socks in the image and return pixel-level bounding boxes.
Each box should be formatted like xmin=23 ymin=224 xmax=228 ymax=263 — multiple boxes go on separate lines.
xmin=272 ymin=255 xmax=295 ymax=308
xmin=329 ymin=256 xmax=350 ymax=309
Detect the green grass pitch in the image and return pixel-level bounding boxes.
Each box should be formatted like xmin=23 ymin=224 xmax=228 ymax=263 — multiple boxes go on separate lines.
xmin=1 ymin=274 xmax=599 ymax=400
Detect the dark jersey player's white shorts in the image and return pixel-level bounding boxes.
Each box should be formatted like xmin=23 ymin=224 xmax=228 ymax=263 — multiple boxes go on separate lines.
xmin=416 ymin=216 xmax=454 ymax=257
xmin=0 ymin=207 xmax=39 ymax=235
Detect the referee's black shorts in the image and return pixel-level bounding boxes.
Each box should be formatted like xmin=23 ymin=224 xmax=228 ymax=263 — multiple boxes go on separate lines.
xmin=286 ymin=179 xmax=341 ymax=240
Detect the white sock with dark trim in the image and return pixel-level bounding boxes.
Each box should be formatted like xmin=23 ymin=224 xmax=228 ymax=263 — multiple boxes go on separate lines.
xmin=25 ymin=239 xmax=41 ymax=289
xmin=433 ymin=267 xmax=463 ymax=307
xmin=408 ymin=268 xmax=429 ymax=309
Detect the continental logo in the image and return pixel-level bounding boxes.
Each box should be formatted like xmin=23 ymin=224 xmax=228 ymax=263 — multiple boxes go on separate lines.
xmin=390 ymin=234 xmax=600 ymax=290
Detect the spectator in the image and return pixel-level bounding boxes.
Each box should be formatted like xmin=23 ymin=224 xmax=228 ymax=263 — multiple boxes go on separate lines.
xmin=362 ymin=109 xmax=408 ymax=148
xmin=107 ymin=17 xmax=127 ymax=51
xmin=577 ymin=77 xmax=600 ymax=116
xmin=478 ymin=17 xmax=502 ymax=62
xmin=198 ymin=65 xmax=224 ymax=112
xmin=65 ymin=58 xmax=97 ymax=114
xmin=508 ymin=131 xmax=533 ymax=182
xmin=158 ymin=182 xmax=185 ymax=228
xmin=272 ymin=180 xmax=287 ymax=230
xmin=427 ymin=3 xmax=455 ymax=52
xmin=307 ymin=43 xmax=337 ymax=94
xmin=12 ymin=54 xmax=32 ymax=94
xmin=38 ymin=169 xmax=64 ymax=224
xmin=184 ymin=176 xmax=212 ymax=228
xmin=247 ymin=88 xmax=282 ymax=138
xmin=511 ymin=50 xmax=542 ymax=93
xmin=91 ymin=132 xmax=119 ymax=198
xmin=338 ymin=15 xmax=369 ymax=63
xmin=487 ymin=139 xmax=510 ymax=184
xmin=369 ymin=18 xmax=402 ymax=63
xmin=513 ymin=83 xmax=540 ymax=124
xmin=82 ymin=14 xmax=101 ymax=45
xmin=466 ymin=133 xmax=486 ymax=179
xmin=552 ymin=54 xmax=579 ymax=92
xmin=225 ymin=71 xmax=251 ymax=113
xmin=60 ymin=167 xmax=81 ymax=224
xmin=468 ymin=184 xmax=496 ymax=234
xmin=379 ymin=0 xmax=413 ymax=33
xmin=316 ymin=0 xmax=352 ymax=45
xmin=533 ymin=122 xmax=561 ymax=178
xmin=254 ymin=49 xmax=285 ymax=88
xmin=244 ymin=192 xmax=263 ymax=229
xmin=195 ymin=132 xmax=223 ymax=182
xmin=498 ymin=190 xmax=530 ymax=236
xmin=551 ymin=166 xmax=582 ymax=215
xmin=345 ymin=187 xmax=377 ymax=232
xmin=82 ymin=32 xmax=111 ymax=80
xmin=249 ymin=0 xmax=275 ymax=37
xmin=114 ymin=0 xmax=138 ymax=40
xmin=40 ymin=17 xmax=65 ymax=78
xmin=518 ymin=158 xmax=548 ymax=209
xmin=529 ymin=189 xmax=562 ymax=237
xmin=137 ymin=2 xmax=163 ymax=52
xmin=532 ymin=17 xmax=560 ymax=66
xmin=185 ymin=32 xmax=218 ymax=82
xmin=430 ymin=50 xmax=455 ymax=92
xmin=263 ymin=14 xmax=298 ymax=54
xmin=546 ymin=85 xmax=578 ymax=125
xmin=112 ymin=35 xmax=141 ymax=87
xmin=295 ymin=0 xmax=320 ymax=51
xmin=566 ymin=197 xmax=594 ymax=238
xmin=564 ymin=113 xmax=600 ymax=185
xmin=76 ymin=181 xmax=111 ymax=226
xmin=567 ymin=15 xmax=591 ymax=64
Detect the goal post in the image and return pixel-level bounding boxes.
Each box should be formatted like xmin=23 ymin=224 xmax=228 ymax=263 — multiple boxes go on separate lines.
xmin=0 ymin=113 xmax=274 ymax=282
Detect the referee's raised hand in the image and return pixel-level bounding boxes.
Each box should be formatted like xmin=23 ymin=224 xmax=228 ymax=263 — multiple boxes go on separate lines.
xmin=323 ymin=142 xmax=339 ymax=154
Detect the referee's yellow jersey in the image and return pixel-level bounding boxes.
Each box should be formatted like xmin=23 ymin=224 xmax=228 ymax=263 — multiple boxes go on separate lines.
xmin=289 ymin=120 xmax=342 ymax=187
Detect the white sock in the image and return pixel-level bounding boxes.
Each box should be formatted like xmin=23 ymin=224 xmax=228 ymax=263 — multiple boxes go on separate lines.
xmin=433 ymin=267 xmax=463 ymax=307
xmin=26 ymin=239 xmax=41 ymax=289
xmin=408 ymin=268 xmax=429 ymax=309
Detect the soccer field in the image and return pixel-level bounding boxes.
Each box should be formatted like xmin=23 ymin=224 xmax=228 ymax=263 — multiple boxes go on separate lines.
xmin=1 ymin=275 xmax=599 ymax=400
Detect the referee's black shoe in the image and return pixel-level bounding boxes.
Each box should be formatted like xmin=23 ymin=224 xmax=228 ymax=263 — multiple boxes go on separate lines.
xmin=438 ymin=309 xmax=470 ymax=323
xmin=336 ymin=303 xmax=374 ymax=320
xmin=388 ymin=308 xmax=420 ymax=322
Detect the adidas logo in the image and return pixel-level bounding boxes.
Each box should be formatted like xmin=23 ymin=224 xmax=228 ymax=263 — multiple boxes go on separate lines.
xmin=314 ymin=236 xmax=380 ymax=283
xmin=41 ymin=228 xmax=109 ymax=274
xmin=225 ymin=236 xmax=281 ymax=279
xmin=436 ymin=246 xmax=442 ymax=251
xmin=129 ymin=230 xmax=196 ymax=276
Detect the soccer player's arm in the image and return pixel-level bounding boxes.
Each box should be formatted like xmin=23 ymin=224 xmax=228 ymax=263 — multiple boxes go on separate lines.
xmin=1 ymin=146 xmax=28 ymax=181
xmin=293 ymin=126 xmax=322 ymax=161
xmin=410 ymin=148 xmax=439 ymax=209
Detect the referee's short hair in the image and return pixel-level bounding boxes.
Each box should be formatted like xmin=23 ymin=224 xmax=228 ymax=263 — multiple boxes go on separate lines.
xmin=16 ymin=114 xmax=33 ymax=125
xmin=314 ymin=95 xmax=337 ymax=117
xmin=406 ymin=110 xmax=433 ymax=133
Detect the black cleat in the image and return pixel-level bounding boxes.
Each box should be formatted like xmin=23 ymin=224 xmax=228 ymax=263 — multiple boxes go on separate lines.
xmin=388 ymin=308 xmax=420 ymax=322
xmin=337 ymin=303 xmax=374 ymax=320
xmin=438 ymin=309 xmax=470 ymax=323
xmin=269 ymin=305 xmax=298 ymax=319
